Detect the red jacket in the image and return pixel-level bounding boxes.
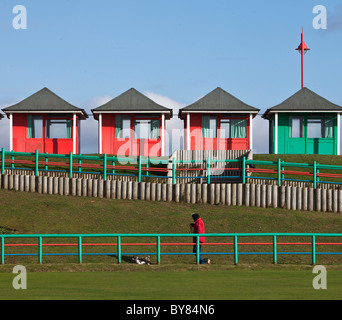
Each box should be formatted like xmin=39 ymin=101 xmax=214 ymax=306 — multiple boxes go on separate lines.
xmin=193 ymin=218 xmax=205 ymax=243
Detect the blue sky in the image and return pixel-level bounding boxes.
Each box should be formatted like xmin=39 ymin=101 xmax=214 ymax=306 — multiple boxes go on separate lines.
xmin=0 ymin=0 xmax=342 ymax=154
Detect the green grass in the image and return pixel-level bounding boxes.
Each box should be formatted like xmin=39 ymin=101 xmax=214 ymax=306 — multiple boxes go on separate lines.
xmin=1 ymin=269 xmax=342 ymax=300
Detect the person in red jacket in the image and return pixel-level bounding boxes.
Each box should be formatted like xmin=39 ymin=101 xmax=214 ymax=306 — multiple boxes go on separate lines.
xmin=190 ymin=213 xmax=210 ymax=264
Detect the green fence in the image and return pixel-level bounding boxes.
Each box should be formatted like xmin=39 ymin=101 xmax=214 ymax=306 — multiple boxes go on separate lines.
xmin=1 ymin=233 xmax=342 ymax=265
xmin=2 ymin=148 xmax=342 ymax=187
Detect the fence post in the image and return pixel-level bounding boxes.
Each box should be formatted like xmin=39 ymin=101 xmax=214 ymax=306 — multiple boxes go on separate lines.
xmin=146 ymin=159 xmax=149 ymax=177
xmin=45 ymin=153 xmax=49 ymax=172
xmin=242 ymin=156 xmax=246 ymax=184
xmin=172 ymin=157 xmax=176 ymax=185
xmin=69 ymin=152 xmax=73 ymax=179
xmin=273 ymin=235 xmax=277 ymax=264
xmin=313 ymin=161 xmax=317 ymax=188
xmin=78 ymin=156 xmax=82 ymax=173
xmin=138 ymin=156 xmax=142 ymax=182
xmin=11 ymin=153 xmax=14 ymax=170
xmin=78 ymin=236 xmax=82 ymax=264
xmin=35 ymin=150 xmax=39 ymax=176
xmin=112 ymin=158 xmax=115 ymax=175
xmin=1 ymin=237 xmax=4 ymax=265
xmin=234 ymin=235 xmax=238 ymax=265
xmin=196 ymin=235 xmax=200 ymax=264
xmin=1 ymin=148 xmax=5 ymax=174
xmin=103 ymin=154 xmax=107 ymax=181
xmin=207 ymin=157 xmax=211 ymax=185
xmin=117 ymin=236 xmax=121 ymax=264
xmin=312 ymin=235 xmax=316 ymax=265
xmin=277 ymin=159 xmax=281 ymax=186
xmin=38 ymin=236 xmax=43 ymax=264
xmin=157 ymin=236 xmax=161 ymax=264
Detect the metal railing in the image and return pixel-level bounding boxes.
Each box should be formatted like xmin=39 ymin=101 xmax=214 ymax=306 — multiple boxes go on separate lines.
xmin=1 ymin=233 xmax=342 ymax=265
xmin=2 ymin=148 xmax=342 ymax=186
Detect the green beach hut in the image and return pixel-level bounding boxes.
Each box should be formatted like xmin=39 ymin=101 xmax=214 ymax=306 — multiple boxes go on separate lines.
xmin=263 ymin=87 xmax=342 ymax=155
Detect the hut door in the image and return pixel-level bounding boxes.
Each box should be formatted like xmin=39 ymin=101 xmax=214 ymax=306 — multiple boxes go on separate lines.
xmin=287 ymin=116 xmax=305 ymax=154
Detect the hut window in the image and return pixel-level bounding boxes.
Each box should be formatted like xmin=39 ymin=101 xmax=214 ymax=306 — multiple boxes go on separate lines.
xmin=323 ymin=119 xmax=334 ymax=138
xmin=202 ymin=115 xmax=217 ymax=138
xmin=133 ymin=119 xmax=160 ymax=139
xmin=307 ymin=119 xmax=322 ymax=138
xmin=27 ymin=115 xmax=43 ymax=139
xmin=220 ymin=119 xmax=247 ymax=138
xmin=307 ymin=118 xmax=334 ymax=139
xmin=290 ymin=117 xmax=304 ymax=138
xmin=46 ymin=119 xmax=72 ymax=139
xmin=115 ymin=115 xmax=131 ymax=139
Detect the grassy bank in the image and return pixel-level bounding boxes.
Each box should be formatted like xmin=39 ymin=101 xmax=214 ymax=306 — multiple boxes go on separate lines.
xmin=1 ymin=189 xmax=342 ymax=267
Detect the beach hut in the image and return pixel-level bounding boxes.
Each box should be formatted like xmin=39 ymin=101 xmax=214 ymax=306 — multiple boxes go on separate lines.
xmin=91 ymin=88 xmax=172 ymax=157
xmin=178 ymin=87 xmax=259 ymax=151
xmin=1 ymin=87 xmax=88 ymax=154
xmin=263 ymin=87 xmax=342 ymax=155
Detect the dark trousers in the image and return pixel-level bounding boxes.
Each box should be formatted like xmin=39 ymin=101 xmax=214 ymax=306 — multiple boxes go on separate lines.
xmin=193 ymin=245 xmax=205 ymax=264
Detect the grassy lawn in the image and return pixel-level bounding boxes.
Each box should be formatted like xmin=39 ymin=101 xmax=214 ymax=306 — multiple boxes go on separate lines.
xmin=1 ymin=269 xmax=341 ymax=300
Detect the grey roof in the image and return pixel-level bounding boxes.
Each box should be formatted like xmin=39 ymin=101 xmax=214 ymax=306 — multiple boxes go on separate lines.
xmin=179 ymin=87 xmax=259 ymax=118
xmin=91 ymin=88 xmax=173 ymax=119
xmin=1 ymin=87 xmax=88 ymax=119
xmin=263 ymin=87 xmax=342 ymax=119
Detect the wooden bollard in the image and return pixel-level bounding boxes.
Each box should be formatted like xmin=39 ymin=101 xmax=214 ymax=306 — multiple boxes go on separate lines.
xmin=266 ymin=185 xmax=272 ymax=208
xmin=92 ymin=179 xmax=98 ymax=198
xmin=302 ymin=187 xmax=308 ymax=211
xmin=30 ymin=175 xmax=36 ymax=193
xmin=167 ymin=184 xmax=173 ymax=202
xmin=226 ymin=183 xmax=231 ymax=206
xmin=296 ymin=186 xmax=302 ymax=211
xmin=196 ymin=184 xmax=202 ymax=204
xmin=116 ymin=180 xmax=122 ymax=199
xmin=321 ymin=188 xmax=327 ymax=212
xmin=260 ymin=184 xmax=266 ymax=208
xmin=272 ymin=185 xmax=278 ymax=208
xmin=174 ymin=184 xmax=180 ymax=203
xmin=209 ymin=184 xmax=215 ymax=205
xmin=333 ymin=189 xmax=338 ymax=213
xmin=327 ymin=189 xmax=333 ymax=212
xmin=255 ymin=184 xmax=261 ymax=207
xmin=338 ymin=190 xmax=342 ymax=213
xmin=308 ymin=188 xmax=314 ymax=212
xmin=250 ymin=183 xmax=255 ymax=207
xmin=19 ymin=175 xmax=25 ymax=192
xmin=237 ymin=184 xmax=243 ymax=206
xmin=201 ymin=184 xmax=207 ymax=204
xmin=162 ymin=183 xmax=167 ymax=202
xmin=315 ymin=188 xmax=321 ymax=212
xmin=145 ymin=182 xmax=150 ymax=201
xmin=231 ymin=184 xmax=237 ymax=206
xmin=155 ymin=183 xmax=160 ymax=201
xmin=98 ymin=180 xmax=104 ymax=198
xmin=220 ymin=184 xmax=226 ymax=206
